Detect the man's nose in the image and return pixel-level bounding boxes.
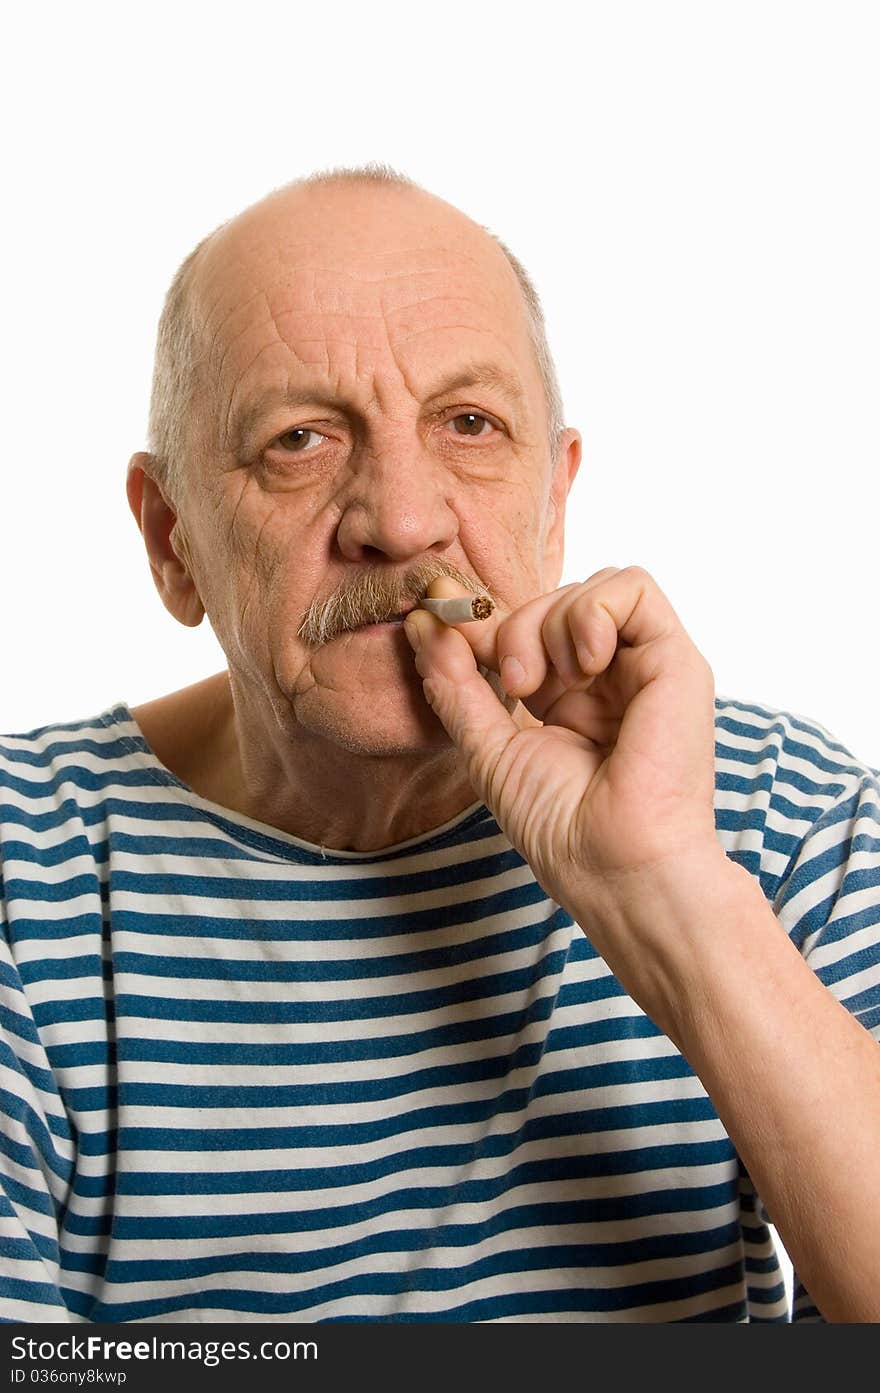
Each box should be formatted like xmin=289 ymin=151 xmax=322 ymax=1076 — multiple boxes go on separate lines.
xmin=334 ymin=446 xmax=459 ymax=563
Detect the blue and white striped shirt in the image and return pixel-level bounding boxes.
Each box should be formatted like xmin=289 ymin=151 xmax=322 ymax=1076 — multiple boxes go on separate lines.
xmin=0 ymin=695 xmax=878 ymax=1323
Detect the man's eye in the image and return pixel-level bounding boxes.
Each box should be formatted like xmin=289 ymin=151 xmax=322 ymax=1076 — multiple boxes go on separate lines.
xmin=270 ymin=415 xmax=496 ymax=454
xmin=275 ymin=427 xmax=326 ymax=452
xmin=449 ymin=412 xmax=496 ymax=438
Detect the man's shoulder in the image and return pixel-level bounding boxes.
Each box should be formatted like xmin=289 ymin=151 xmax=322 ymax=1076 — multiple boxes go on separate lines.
xmin=712 ymin=693 xmax=879 ymax=890
xmin=0 ymin=671 xmax=230 ymax=795
xmin=0 ymin=703 xmax=147 ymax=838
xmin=713 ymin=693 xmax=878 ymax=789
xmin=0 ymin=703 xmax=135 ymax=774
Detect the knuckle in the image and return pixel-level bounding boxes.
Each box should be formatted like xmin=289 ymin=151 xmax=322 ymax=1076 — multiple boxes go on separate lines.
xmin=622 ymin=563 xmax=652 ymax=584
xmin=572 ymin=589 xmax=600 ymax=620
xmin=676 ymin=636 xmax=714 ymax=683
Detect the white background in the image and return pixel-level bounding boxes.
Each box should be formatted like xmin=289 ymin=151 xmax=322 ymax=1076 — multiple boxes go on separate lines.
xmin=2 ymin=2 xmax=877 ymax=773
xmin=4 ymin=0 xmax=880 ymax=1306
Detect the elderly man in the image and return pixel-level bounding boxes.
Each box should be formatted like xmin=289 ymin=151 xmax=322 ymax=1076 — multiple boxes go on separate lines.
xmin=1 ymin=164 xmax=878 ymax=1325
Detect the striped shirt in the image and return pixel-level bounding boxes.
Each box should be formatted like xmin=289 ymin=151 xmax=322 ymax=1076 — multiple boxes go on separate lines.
xmin=0 ymin=695 xmax=878 ymax=1323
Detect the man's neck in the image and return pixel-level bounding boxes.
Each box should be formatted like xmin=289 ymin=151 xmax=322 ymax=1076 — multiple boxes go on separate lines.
xmin=130 ymin=670 xmax=484 ymax=853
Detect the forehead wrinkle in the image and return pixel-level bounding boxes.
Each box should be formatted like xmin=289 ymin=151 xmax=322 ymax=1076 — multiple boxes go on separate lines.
xmin=261 ymin=255 xmax=499 ymax=331
xmin=273 ymin=261 xmax=465 ymax=286
xmin=207 ymin=264 xmax=351 ymax=381
xmin=391 ymin=323 xmax=511 ymax=351
xmin=385 ymin=292 xmax=493 ymax=317
xmin=257 ymin=240 xmax=490 ymax=287
xmin=197 ymin=220 xmax=515 ymax=360
xmin=221 ymin=291 xmax=390 ymax=453
xmin=384 ymin=297 xmax=502 ymax=336
xmin=215 ymin=291 xmax=288 ymax=387
xmin=212 ymin=256 xmax=506 ymax=383
xmin=203 ymin=286 xmax=271 ymax=369
xmin=224 ymin=290 xmax=391 ymax=382
xmin=222 ymin=339 xmax=309 ymax=455
xmin=269 ymin=306 xmax=395 ymax=331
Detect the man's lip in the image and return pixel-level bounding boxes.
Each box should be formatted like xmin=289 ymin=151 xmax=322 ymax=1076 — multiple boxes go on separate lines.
xmin=354 ymin=604 xmax=418 ymax=630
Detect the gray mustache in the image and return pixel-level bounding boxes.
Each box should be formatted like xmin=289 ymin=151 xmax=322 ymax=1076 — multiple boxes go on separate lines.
xmin=296 ymin=560 xmax=491 ymax=647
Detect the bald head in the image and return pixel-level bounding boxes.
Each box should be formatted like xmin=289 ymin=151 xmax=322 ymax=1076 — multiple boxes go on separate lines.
xmin=146 ymin=163 xmax=565 ymax=502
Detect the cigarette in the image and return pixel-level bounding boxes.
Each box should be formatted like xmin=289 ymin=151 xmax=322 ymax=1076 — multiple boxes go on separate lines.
xmin=418 ymin=594 xmax=495 ymax=624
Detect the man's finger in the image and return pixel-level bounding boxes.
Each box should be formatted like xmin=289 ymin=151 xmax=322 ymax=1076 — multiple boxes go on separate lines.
xmin=496 ymin=567 xmax=686 ymax=699
xmin=411 ymin=569 xmax=686 ymax=708
xmin=414 ymin=576 xmax=583 ymax=692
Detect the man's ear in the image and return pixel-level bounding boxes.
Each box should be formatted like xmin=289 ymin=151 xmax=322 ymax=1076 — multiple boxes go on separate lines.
xmin=126 ymin=452 xmax=205 ymax=627
xmin=542 ymin=428 xmax=582 ymax=590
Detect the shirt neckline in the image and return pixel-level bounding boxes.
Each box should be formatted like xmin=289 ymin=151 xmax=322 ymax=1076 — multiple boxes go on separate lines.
xmin=101 ymin=699 xmax=493 ymax=866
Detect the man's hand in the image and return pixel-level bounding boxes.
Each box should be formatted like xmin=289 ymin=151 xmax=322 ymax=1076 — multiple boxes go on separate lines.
xmin=404 ymin=566 xmax=720 ymax=885
xmin=406 ymin=569 xmax=880 ymax=1324
xmin=404 ymin=567 xmax=734 ymax=1025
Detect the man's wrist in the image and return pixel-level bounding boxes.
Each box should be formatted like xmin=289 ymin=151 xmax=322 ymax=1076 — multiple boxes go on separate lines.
xmin=572 ymin=845 xmax=782 ymax=1049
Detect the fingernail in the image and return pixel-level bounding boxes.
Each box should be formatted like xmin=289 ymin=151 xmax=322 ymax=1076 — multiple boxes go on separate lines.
xmin=500 ymin=655 xmax=526 ymax=692
xmin=404 ymin=617 xmax=422 ymax=651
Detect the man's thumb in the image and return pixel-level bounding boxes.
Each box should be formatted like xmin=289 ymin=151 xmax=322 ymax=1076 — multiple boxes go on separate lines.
xmin=404 ymin=613 xmax=519 ymax=800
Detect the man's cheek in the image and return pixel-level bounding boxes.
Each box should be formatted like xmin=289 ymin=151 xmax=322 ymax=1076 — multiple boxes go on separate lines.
xmin=471 ymin=499 xmax=542 ymax=590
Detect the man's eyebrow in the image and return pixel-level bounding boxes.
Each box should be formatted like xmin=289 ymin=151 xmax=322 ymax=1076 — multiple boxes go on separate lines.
xmin=226 ymin=360 xmax=527 ymax=455
xmin=227 ymin=386 xmax=344 ymax=454
xmin=422 ymin=361 xmax=528 ymax=411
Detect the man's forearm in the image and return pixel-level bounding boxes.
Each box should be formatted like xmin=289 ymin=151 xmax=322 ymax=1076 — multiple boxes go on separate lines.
xmin=580 ymin=853 xmax=880 ymax=1323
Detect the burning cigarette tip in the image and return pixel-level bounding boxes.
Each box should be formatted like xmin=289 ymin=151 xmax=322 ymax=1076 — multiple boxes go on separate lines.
xmin=418 ymin=594 xmax=496 ymax=624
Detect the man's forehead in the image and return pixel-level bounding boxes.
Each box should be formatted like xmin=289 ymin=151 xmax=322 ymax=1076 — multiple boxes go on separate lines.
xmin=183 ymin=183 xmax=547 ymax=454
xmin=204 ymin=245 xmax=514 ymax=337
xmin=193 ymin=187 xmax=529 ymax=357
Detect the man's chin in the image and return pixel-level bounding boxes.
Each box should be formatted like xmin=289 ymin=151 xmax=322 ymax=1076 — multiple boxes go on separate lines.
xmin=282 ymin=633 xmax=442 ymax=746
xmin=288 ymin=686 xmax=453 ymax=758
